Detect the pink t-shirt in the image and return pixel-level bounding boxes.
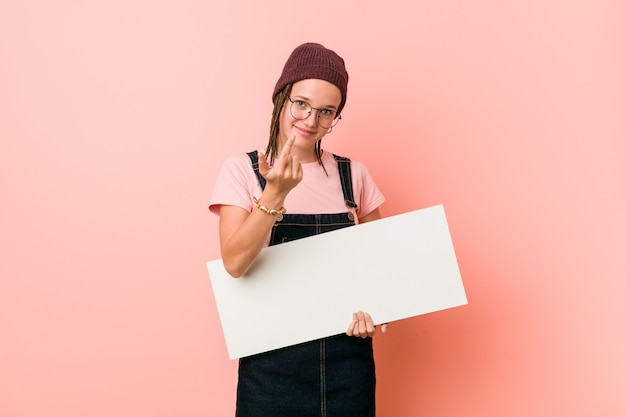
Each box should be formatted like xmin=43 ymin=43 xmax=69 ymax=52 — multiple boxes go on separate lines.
xmin=209 ymin=150 xmax=385 ymax=224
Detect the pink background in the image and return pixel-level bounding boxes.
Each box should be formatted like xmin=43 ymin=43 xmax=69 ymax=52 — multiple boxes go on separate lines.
xmin=1 ymin=1 xmax=625 ymax=416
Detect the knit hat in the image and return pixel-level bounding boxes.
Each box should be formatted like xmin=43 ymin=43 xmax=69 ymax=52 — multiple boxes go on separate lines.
xmin=272 ymin=42 xmax=349 ymax=115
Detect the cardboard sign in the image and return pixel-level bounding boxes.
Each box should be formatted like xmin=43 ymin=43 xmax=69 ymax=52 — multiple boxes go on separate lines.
xmin=207 ymin=204 xmax=467 ymax=359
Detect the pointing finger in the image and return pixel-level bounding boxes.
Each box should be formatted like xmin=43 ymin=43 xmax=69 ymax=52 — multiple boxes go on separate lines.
xmin=279 ymin=136 xmax=296 ymax=161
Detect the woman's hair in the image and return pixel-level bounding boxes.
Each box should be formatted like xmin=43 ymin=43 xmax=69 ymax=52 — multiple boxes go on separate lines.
xmin=265 ymin=83 xmax=326 ymax=173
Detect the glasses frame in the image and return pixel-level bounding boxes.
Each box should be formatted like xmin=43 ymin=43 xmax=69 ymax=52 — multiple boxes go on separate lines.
xmin=286 ymin=96 xmax=342 ymax=129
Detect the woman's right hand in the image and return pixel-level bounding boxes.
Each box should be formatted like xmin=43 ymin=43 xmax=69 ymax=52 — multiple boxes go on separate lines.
xmin=257 ymin=136 xmax=303 ymax=194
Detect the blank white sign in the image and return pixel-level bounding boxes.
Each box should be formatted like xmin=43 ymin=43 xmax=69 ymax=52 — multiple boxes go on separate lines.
xmin=207 ymin=204 xmax=467 ymax=359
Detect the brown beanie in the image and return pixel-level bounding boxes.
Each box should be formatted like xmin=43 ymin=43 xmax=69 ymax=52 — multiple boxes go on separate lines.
xmin=272 ymin=42 xmax=349 ymax=115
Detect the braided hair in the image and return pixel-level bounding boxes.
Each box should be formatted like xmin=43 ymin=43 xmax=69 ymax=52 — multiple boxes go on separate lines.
xmin=265 ymin=84 xmax=327 ymax=174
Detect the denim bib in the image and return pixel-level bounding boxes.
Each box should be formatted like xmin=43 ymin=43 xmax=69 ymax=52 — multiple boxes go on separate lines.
xmin=234 ymin=151 xmax=376 ymax=417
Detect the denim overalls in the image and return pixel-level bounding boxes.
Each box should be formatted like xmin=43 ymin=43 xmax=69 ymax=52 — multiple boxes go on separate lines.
xmin=235 ymin=151 xmax=376 ymax=417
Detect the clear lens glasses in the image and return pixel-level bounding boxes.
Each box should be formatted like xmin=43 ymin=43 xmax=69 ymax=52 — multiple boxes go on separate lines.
xmin=288 ymin=97 xmax=341 ymax=129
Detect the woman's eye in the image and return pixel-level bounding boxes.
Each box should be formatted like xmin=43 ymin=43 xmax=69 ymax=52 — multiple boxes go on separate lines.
xmin=320 ymin=109 xmax=334 ymax=117
xmin=295 ymin=100 xmax=307 ymax=107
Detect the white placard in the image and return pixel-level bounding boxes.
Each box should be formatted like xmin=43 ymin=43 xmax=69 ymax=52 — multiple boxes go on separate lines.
xmin=207 ymin=204 xmax=467 ymax=359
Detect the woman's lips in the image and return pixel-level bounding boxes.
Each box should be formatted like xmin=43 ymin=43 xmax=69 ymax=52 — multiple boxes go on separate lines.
xmin=294 ymin=125 xmax=316 ymax=136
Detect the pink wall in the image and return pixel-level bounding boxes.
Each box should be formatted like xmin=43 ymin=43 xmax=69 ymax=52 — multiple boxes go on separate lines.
xmin=1 ymin=1 xmax=624 ymax=416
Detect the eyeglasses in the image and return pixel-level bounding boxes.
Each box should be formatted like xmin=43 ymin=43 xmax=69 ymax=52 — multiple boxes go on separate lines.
xmin=287 ymin=97 xmax=342 ymax=129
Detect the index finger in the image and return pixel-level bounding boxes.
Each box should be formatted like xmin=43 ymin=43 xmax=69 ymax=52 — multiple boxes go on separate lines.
xmin=278 ymin=136 xmax=296 ymax=160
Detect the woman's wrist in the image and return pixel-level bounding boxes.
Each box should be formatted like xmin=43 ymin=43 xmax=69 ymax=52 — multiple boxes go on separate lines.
xmin=254 ymin=186 xmax=288 ymax=213
xmin=252 ymin=196 xmax=286 ymax=216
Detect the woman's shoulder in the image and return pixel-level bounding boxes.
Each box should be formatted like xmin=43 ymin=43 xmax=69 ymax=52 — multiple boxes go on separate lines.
xmin=223 ymin=150 xmax=258 ymax=163
xmin=323 ymin=150 xmax=369 ymax=172
xmin=209 ymin=150 xmax=261 ymax=215
xmin=219 ymin=150 xmax=262 ymax=172
xmin=213 ymin=151 xmax=263 ymax=189
xmin=321 ymin=149 xmax=384 ymax=215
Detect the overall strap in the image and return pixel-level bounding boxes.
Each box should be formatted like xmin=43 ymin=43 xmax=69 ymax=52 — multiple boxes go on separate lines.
xmin=246 ymin=150 xmax=267 ymax=190
xmin=332 ymin=154 xmax=358 ymax=209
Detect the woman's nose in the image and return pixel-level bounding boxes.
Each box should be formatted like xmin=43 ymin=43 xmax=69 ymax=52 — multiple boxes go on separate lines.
xmin=302 ymin=110 xmax=319 ymax=127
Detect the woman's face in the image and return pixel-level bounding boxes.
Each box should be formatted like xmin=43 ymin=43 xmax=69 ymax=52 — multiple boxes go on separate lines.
xmin=278 ymin=78 xmax=342 ymax=159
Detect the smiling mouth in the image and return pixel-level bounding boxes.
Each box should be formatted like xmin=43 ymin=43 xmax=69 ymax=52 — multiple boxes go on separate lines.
xmin=295 ymin=125 xmax=316 ymax=135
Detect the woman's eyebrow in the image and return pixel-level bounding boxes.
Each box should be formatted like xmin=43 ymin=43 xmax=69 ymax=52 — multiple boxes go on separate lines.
xmin=293 ymin=95 xmax=338 ymax=110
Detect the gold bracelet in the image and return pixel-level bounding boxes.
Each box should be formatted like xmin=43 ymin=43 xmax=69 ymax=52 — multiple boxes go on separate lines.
xmin=252 ymin=197 xmax=286 ymax=216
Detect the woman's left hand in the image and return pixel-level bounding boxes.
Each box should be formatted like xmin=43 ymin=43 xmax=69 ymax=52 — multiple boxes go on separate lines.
xmin=346 ymin=310 xmax=388 ymax=338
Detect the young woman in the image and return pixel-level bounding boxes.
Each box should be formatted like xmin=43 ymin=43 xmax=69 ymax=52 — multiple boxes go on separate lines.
xmin=209 ymin=42 xmax=386 ymax=417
